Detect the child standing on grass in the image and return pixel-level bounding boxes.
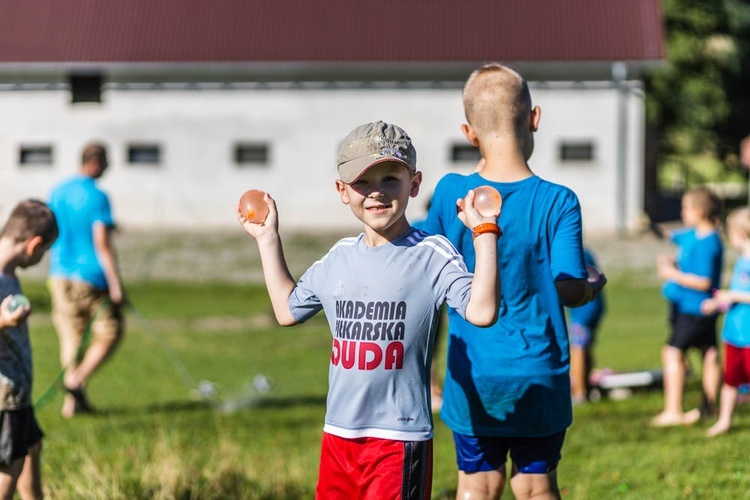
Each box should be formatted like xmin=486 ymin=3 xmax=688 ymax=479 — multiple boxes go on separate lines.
xmin=653 ymin=186 xmax=724 ymax=427
xmin=419 ymin=62 xmax=606 ymax=500
xmin=236 ymin=120 xmax=501 ymax=500
xmin=701 ymin=207 xmax=750 ymax=437
xmin=0 ymin=199 xmax=58 ymax=499
xmin=568 ymin=247 xmax=606 ymax=404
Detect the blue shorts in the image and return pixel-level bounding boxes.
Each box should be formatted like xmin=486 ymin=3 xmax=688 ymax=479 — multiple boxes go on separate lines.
xmin=452 ymin=431 xmax=566 ymax=474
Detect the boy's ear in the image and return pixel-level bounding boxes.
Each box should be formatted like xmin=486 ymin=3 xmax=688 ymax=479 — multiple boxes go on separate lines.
xmin=530 ymin=106 xmax=541 ymax=132
xmin=334 ymin=179 xmax=350 ymax=205
xmin=461 ymin=124 xmax=479 ymax=147
xmin=410 ymin=172 xmax=422 ymax=198
xmin=25 ymin=235 xmax=44 ymax=256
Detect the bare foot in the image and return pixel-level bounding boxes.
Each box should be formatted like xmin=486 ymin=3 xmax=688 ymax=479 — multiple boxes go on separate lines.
xmin=706 ymin=421 xmax=730 ymax=437
xmin=651 ymin=411 xmax=697 ymax=427
xmin=682 ymin=408 xmax=701 ymax=425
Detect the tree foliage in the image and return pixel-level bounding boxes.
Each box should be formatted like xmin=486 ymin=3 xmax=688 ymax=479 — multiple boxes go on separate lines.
xmin=644 ymin=0 xmax=733 ymax=159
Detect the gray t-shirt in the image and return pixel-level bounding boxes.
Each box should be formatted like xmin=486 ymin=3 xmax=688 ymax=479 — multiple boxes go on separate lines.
xmin=0 ymin=274 xmax=33 ymax=410
xmin=289 ymin=228 xmax=474 ymax=441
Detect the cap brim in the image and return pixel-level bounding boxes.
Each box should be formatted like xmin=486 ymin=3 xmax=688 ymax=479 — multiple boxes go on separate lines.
xmin=338 ymin=156 xmax=415 ymax=184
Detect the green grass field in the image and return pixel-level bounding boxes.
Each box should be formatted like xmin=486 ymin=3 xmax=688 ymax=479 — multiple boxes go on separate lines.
xmin=18 ymin=269 xmax=750 ymax=499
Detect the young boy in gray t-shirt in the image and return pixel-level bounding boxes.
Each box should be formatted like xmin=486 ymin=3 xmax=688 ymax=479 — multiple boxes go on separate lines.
xmin=237 ymin=120 xmax=502 ymax=500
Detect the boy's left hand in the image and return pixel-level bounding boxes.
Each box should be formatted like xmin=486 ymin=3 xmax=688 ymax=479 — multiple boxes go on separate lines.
xmin=456 ymin=189 xmax=499 ymax=229
xmin=0 ymin=295 xmax=30 ymax=329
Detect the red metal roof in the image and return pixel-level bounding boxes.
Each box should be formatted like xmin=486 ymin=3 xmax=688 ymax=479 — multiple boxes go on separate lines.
xmin=0 ymin=0 xmax=664 ymax=64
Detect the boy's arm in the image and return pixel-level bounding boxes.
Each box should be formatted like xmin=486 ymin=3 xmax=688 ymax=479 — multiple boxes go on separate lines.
xmin=93 ymin=223 xmax=124 ymax=305
xmin=459 ymin=190 xmax=500 ymax=326
xmin=556 ymin=276 xmax=606 ymax=308
xmin=715 ymin=289 xmax=750 ymax=306
xmin=237 ymin=194 xmax=297 ymax=326
xmin=657 ymin=255 xmax=712 ymax=292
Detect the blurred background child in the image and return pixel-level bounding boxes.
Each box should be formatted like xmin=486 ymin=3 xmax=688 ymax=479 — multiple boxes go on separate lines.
xmin=701 ymin=207 xmax=750 ymax=437
xmin=568 ymin=247 xmax=606 ymax=404
xmin=653 ymin=187 xmax=723 ymax=427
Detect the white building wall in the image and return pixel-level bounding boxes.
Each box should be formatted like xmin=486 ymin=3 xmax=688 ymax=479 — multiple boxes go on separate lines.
xmin=0 ymin=83 xmax=644 ymax=235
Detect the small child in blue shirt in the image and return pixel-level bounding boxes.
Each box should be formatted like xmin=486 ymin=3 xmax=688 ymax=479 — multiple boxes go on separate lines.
xmin=653 ymin=186 xmax=723 ymax=427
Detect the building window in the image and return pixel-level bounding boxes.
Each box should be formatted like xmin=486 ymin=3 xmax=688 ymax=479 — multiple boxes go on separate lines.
xmin=560 ymin=142 xmax=595 ymax=162
xmin=19 ymin=145 xmax=53 ymax=166
xmin=234 ymin=143 xmax=270 ymax=166
xmin=451 ymin=144 xmax=482 ymax=164
xmin=69 ymin=74 xmax=103 ymax=104
xmin=127 ymin=144 xmax=161 ymax=165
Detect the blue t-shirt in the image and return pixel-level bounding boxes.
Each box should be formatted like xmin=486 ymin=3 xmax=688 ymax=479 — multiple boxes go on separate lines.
xmin=722 ymin=255 xmax=750 ymax=347
xmin=568 ymin=248 xmax=605 ymax=327
xmin=49 ymin=175 xmax=115 ymax=290
xmin=662 ymin=228 xmax=723 ymax=316
xmin=419 ymin=173 xmax=586 ymax=437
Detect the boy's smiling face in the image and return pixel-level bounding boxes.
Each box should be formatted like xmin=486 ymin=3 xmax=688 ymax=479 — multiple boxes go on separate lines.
xmin=335 ymin=161 xmax=421 ymax=245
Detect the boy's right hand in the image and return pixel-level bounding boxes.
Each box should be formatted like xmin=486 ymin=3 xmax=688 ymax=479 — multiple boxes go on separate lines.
xmin=0 ymin=295 xmax=30 ymax=330
xmin=236 ymin=192 xmax=279 ymax=242
xmin=656 ymin=253 xmax=677 ymax=280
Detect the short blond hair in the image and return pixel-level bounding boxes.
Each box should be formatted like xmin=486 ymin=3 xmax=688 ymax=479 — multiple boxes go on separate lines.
xmin=727 ymin=207 xmax=750 ymax=239
xmin=463 ymin=63 xmax=532 ymax=137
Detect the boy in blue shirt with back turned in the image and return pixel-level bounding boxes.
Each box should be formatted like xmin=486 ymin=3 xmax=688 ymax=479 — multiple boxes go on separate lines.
xmin=420 ymin=62 xmax=606 ymax=499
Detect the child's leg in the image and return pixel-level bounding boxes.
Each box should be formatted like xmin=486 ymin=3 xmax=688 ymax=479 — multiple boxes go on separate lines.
xmin=16 ymin=441 xmax=41 ymax=500
xmin=0 ymin=456 xmax=25 ymax=500
xmin=652 ymin=345 xmax=690 ymax=426
xmin=707 ymin=384 xmax=737 ymax=437
xmin=457 ymin=469 xmax=506 ymax=500
xmin=569 ymin=346 xmax=586 ymax=402
xmin=569 ymin=323 xmax=592 ymax=403
xmin=700 ymin=345 xmax=721 ymax=414
xmin=509 ymin=468 xmax=560 ymax=500
xmin=661 ymin=345 xmax=686 ymax=414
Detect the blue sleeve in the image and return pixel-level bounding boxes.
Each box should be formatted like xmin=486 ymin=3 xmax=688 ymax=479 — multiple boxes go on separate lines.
xmin=550 ymin=190 xmax=586 ymax=282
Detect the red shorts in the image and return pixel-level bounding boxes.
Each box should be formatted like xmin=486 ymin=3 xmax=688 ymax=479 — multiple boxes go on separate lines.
xmin=723 ymin=343 xmax=750 ymax=387
xmin=316 ymin=432 xmax=432 ymax=500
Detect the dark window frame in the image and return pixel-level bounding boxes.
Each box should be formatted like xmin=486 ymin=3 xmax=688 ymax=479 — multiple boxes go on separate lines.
xmin=69 ymin=74 xmax=103 ymax=104
xmin=559 ymin=141 xmax=595 ymax=162
xmin=450 ymin=143 xmax=482 ymax=164
xmin=127 ymin=144 xmax=162 ymax=165
xmin=234 ymin=142 xmax=270 ymax=166
xmin=18 ymin=145 xmax=54 ymax=166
